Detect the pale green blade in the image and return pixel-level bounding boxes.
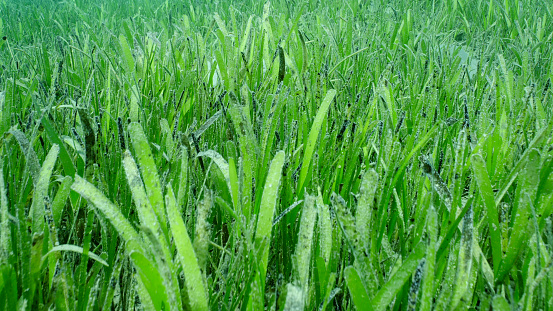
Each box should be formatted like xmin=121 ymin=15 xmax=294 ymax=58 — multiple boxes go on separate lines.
xmin=281 ymin=283 xmax=304 ymax=311
xmin=294 ymin=194 xmax=317 ymax=301
xmin=420 ymin=206 xmax=437 ymax=311
xmin=71 ymin=176 xmax=143 ymax=254
xmin=249 ymin=150 xmax=285 ymax=309
xmin=71 ymin=175 xmax=168 ymax=310
xmin=119 ymin=34 xmax=135 ymax=76
xmin=128 ymin=122 xmax=168 ymax=238
xmin=390 ymin=123 xmax=439 ymax=187
xmin=472 ymin=153 xmax=502 ymax=271
xmin=122 ymin=149 xmax=160 ymax=238
xmin=372 ymin=242 xmax=426 ymax=311
xmin=345 ymin=266 xmax=374 ymax=311
xmin=492 ymin=295 xmax=511 ymax=311
xmin=298 ymin=89 xmax=336 ymax=195
xmin=228 ymin=156 xmax=240 ymax=211
xmin=496 ymin=149 xmax=541 ymax=284
xmin=356 ymin=169 xmax=378 ymax=254
xmin=254 ymin=150 xmax=285 ymax=264
xmin=8 ymin=129 xmax=40 ymax=185
xmin=495 ymin=125 xmax=550 ymax=206
xmin=165 ymin=184 xmax=208 ymax=311
xmin=123 ymin=140 xmax=181 ymax=309
xmin=316 ymin=191 xmax=332 ymax=266
xmin=176 ymin=147 xmax=189 ymax=212
xmin=450 ymin=206 xmax=474 ymax=309
xmin=0 ymin=161 xmax=10 ymax=261
xmin=228 ymin=101 xmax=258 ymax=222
xmin=51 ymin=176 xmax=72 ymax=228
xmin=31 ymin=144 xmax=59 ymax=234
xmin=194 ymin=187 xmax=212 ymax=271
xmin=197 ymin=149 xmax=231 ymax=192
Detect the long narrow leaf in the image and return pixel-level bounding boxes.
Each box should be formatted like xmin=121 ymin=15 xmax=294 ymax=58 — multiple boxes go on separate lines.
xmin=128 ymin=122 xmax=168 ymax=238
xmin=372 ymin=242 xmax=426 ymax=311
xmin=298 ymin=89 xmax=336 ymax=195
xmin=249 ymin=150 xmax=285 ymax=309
xmin=345 ymin=266 xmax=374 ymax=311
xmin=165 ymin=184 xmax=208 ymax=311
xmin=71 ymin=176 xmax=168 ymax=310
xmin=472 ymin=153 xmax=502 ymax=270
xmin=31 ymin=144 xmax=59 ymax=233
xmin=496 ymin=149 xmax=541 ymax=284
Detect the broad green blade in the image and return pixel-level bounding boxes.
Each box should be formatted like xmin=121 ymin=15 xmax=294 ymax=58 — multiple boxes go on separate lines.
xmin=228 ymin=156 xmax=240 ymax=211
xmin=281 ymin=283 xmax=304 ymax=311
xmin=262 ymin=1 xmax=274 ymax=49
xmin=449 ymin=206 xmax=474 ymax=309
xmin=472 ymin=153 xmax=502 ymax=270
xmin=135 ymin=271 xmax=157 ymax=311
xmin=316 ymin=191 xmax=332 ymax=266
xmin=345 ymin=266 xmax=374 ymax=311
xmin=0 ymin=162 xmax=10 ymax=261
xmin=407 ymin=259 xmax=425 ymax=311
xmin=40 ymin=116 xmax=76 ymax=177
xmin=379 ymin=84 xmax=397 ymax=128
xmin=213 ymin=12 xmax=229 ymax=37
xmin=165 ymin=184 xmax=208 ymax=311
xmin=298 ymin=89 xmax=336 ymax=195
xmin=492 ymin=295 xmax=511 ymax=311
xmin=228 ymin=102 xmax=258 ymax=222
xmin=239 ymin=15 xmax=253 ymax=53
xmin=197 ymin=149 xmax=231 ymax=191
xmin=51 ymin=176 xmax=72 ymax=228
xmin=215 ymin=50 xmax=230 ymax=90
xmin=73 ymin=182 xmax=136 ymax=244
xmin=8 ymin=129 xmax=40 ymax=185
xmin=372 ymin=242 xmax=426 ymax=311
xmin=294 ymin=194 xmax=317 ymax=300
xmin=119 ymin=34 xmax=135 ymax=76
xmin=495 ymin=125 xmax=550 ymax=206
xmin=128 ymin=122 xmax=168 ymax=239
xmin=496 ymin=149 xmax=541 ymax=284
xmin=31 ymin=144 xmax=59 ymax=234
xmin=194 ymin=187 xmax=212 ymax=271
xmin=249 ymin=150 xmax=285 ymax=309
xmin=421 ymin=157 xmax=452 ymax=211
xmin=122 ymin=148 xmax=175 ymax=281
xmin=71 ymin=176 xmax=168 ymax=310
xmin=420 ymin=206 xmax=437 ymax=311
xmin=298 ymin=30 xmax=308 ymax=74
xmin=122 ymin=149 xmax=160 ymax=237
xmin=141 ymin=225 xmax=182 ymax=311
xmin=177 ymin=147 xmax=189 ymax=212
xmin=255 ymin=150 xmax=286 ymax=255
xmin=331 ymin=192 xmax=361 ymax=258
xmin=391 ymin=123 xmax=439 ymax=188
xmin=356 ymin=169 xmax=378 ymax=254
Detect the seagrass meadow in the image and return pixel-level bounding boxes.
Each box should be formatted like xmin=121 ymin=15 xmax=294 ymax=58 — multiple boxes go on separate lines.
xmin=0 ymin=0 xmax=553 ymax=310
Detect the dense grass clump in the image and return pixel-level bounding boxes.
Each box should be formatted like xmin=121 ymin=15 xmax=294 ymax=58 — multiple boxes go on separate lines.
xmin=1 ymin=0 xmax=552 ymax=310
